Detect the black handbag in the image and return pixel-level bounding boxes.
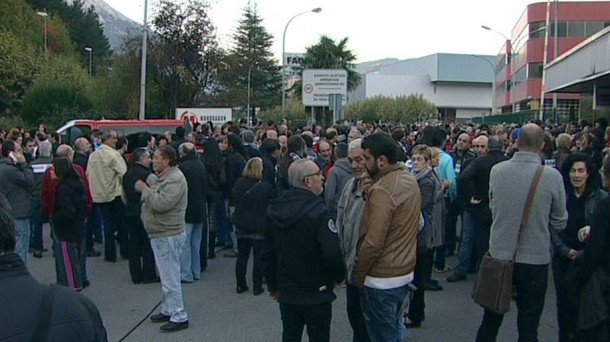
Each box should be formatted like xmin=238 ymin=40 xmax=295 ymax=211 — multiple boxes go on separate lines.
xmin=471 ymin=165 xmax=544 ymax=314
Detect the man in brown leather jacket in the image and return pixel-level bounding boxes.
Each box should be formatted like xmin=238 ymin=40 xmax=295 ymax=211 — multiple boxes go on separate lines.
xmin=351 ymin=132 xmax=421 ymax=342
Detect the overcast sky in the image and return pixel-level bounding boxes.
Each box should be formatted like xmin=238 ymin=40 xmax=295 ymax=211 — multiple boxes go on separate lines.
xmin=104 ymin=0 xmax=599 ymax=63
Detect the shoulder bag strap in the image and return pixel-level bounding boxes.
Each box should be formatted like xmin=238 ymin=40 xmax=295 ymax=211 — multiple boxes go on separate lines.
xmin=237 ymin=181 xmax=261 ymax=206
xmin=512 ymin=165 xmax=545 ymax=261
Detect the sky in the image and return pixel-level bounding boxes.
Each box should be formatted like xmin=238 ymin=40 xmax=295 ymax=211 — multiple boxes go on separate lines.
xmin=103 ymin=0 xmax=598 ymax=63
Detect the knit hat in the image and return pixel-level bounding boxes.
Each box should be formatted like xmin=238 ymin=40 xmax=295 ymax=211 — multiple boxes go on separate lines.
xmin=511 ymin=128 xmax=521 ymax=140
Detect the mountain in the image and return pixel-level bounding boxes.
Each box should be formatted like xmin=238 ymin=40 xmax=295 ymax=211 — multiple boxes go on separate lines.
xmin=72 ymin=0 xmax=141 ymax=50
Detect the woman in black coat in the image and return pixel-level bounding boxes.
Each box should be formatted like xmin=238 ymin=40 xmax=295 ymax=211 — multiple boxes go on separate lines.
xmin=230 ymin=157 xmax=275 ymax=295
xmin=52 ymin=157 xmax=87 ymax=291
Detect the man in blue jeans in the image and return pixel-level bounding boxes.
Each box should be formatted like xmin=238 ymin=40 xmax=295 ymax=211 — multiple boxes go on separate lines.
xmin=475 ymin=124 xmax=567 ymax=341
xmin=352 ymin=133 xmax=421 ymax=342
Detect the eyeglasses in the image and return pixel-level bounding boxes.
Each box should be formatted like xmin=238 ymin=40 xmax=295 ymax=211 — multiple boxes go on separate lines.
xmin=303 ymin=170 xmax=323 ymax=180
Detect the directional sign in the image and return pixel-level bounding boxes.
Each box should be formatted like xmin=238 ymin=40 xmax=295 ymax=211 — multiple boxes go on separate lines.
xmin=302 ymin=69 xmax=348 ymax=107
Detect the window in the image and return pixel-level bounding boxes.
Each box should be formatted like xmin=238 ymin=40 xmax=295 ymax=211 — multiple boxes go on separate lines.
xmin=529 ymin=21 xmax=546 ymax=38
xmin=586 ymin=21 xmax=604 ymax=36
xmin=552 ymin=21 xmax=568 ymax=37
xmin=568 ymin=21 xmax=586 ymax=38
xmin=513 ymin=66 xmax=527 ymax=86
xmin=528 ymin=63 xmax=543 ymax=79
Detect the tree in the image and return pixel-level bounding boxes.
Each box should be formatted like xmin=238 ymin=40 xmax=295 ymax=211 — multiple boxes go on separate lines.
xmin=292 ymin=35 xmax=361 ymax=126
xmin=345 ymin=94 xmax=437 ymax=124
xmin=210 ymin=2 xmax=281 ymax=111
xmin=150 ymin=0 xmax=219 ymax=112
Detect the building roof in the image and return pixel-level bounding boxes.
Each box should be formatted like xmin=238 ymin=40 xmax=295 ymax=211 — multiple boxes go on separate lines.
xmin=371 ymin=53 xmax=495 ymax=84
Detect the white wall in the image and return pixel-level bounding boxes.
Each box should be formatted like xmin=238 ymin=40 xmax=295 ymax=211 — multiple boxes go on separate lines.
xmin=361 ymin=74 xmax=492 ymax=111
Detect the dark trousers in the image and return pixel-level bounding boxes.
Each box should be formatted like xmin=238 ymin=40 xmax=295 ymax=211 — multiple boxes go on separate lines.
xmin=445 ymin=199 xmax=459 ymax=254
xmin=476 ymin=220 xmax=491 ymax=267
xmin=476 ymin=263 xmax=548 ymax=342
xmin=86 ymin=203 xmax=102 ymax=251
xmin=279 ymin=302 xmax=332 ymax=342
xmin=99 ymin=197 xmax=124 ymax=260
xmin=552 ymin=254 xmax=575 ymax=342
xmin=409 ymin=248 xmax=434 ymax=323
xmin=434 ymin=197 xmax=452 ymax=269
xmin=576 ymin=322 xmax=610 ymax=341
xmin=126 ymin=216 xmax=156 ymax=283
xmin=235 ymin=237 xmax=263 ymax=290
xmin=29 ymin=197 xmax=44 ymax=250
xmin=216 ymin=192 xmax=232 ymax=246
xmin=346 ymin=284 xmax=370 ymax=342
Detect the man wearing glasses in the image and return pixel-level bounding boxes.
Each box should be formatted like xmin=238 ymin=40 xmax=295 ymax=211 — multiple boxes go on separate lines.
xmin=262 ymin=159 xmax=345 ymax=342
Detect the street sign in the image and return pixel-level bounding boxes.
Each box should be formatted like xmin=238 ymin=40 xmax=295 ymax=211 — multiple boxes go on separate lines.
xmin=302 ymin=69 xmax=347 ymax=107
xmin=283 ymin=53 xmax=305 ymax=90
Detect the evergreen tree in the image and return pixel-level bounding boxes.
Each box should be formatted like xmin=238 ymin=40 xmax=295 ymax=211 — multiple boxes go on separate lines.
xmin=210 ymin=2 xmax=281 ymax=112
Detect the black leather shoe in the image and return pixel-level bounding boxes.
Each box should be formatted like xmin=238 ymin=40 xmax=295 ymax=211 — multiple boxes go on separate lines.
xmin=236 ymin=285 xmax=249 ymax=294
xmin=150 ymin=313 xmax=171 ymax=323
xmin=423 ymin=282 xmax=444 ymax=291
xmin=160 ymin=321 xmax=189 ymax=332
xmin=446 ymin=273 xmax=467 ymax=283
xmin=253 ymin=288 xmax=264 ymax=296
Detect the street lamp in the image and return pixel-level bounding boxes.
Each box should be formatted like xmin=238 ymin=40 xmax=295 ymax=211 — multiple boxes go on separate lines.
xmin=472 ymin=55 xmax=497 ymax=116
xmin=281 ymin=7 xmax=322 ymax=114
xmin=139 ymin=0 xmax=149 ymax=121
xmin=36 ymin=11 xmax=48 ymax=52
xmin=247 ymin=57 xmax=263 ymax=127
xmin=84 ymin=47 xmax=93 ymax=76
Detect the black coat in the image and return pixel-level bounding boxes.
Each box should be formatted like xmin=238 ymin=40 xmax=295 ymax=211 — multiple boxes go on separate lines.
xmin=179 ymin=154 xmax=207 ymax=223
xmin=0 ymin=254 xmax=107 ymax=341
xmin=261 ymin=152 xmax=277 ymax=189
xmin=261 ymin=188 xmax=345 ymax=305
xmin=459 ymin=150 xmax=508 ymax=224
xmin=226 ymin=152 xmax=246 ymax=200
xmin=122 ymin=163 xmax=152 ymax=217
xmin=73 ymin=152 xmax=89 ymax=171
xmin=230 ymin=177 xmax=275 ymax=233
xmin=53 ymin=176 xmax=87 ymax=243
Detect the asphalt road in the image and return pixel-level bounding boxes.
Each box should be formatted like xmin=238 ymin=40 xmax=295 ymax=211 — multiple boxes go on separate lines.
xmin=27 ymin=228 xmax=559 ymax=341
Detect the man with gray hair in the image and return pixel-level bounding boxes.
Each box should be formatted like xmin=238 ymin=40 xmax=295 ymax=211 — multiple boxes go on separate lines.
xmin=336 ymin=138 xmax=372 ymax=341
xmin=325 ymin=142 xmax=353 ymax=220
xmin=262 ymin=158 xmax=345 ymax=341
xmin=87 ymin=130 xmax=127 ymax=262
xmin=29 ymin=140 xmax=53 ymax=258
xmin=475 ymin=124 xmax=567 ymax=341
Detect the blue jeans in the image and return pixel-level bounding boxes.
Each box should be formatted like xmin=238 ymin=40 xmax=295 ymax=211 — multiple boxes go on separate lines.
xmin=476 ymin=263 xmax=548 ymax=342
xmin=454 ymin=211 xmax=477 ymax=276
xmin=14 ymin=218 xmax=30 ymax=265
xmin=360 ymin=284 xmax=408 ymax=342
xmin=180 ymin=223 xmax=203 ymax=282
xmin=150 ymin=231 xmax=188 ymax=323
xmin=216 ymin=193 xmax=232 ymax=246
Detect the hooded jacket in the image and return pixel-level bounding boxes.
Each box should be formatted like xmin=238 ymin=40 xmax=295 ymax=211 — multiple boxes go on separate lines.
xmin=262 ymin=188 xmax=345 ymax=305
xmin=324 ymin=158 xmax=353 ymax=220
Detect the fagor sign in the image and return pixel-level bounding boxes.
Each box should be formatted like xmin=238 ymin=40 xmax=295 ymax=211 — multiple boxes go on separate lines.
xmin=302 ymin=69 xmax=347 ymax=107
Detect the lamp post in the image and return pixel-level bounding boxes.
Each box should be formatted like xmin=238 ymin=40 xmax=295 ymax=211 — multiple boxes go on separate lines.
xmin=36 ymin=11 xmax=48 ymax=52
xmin=139 ymin=0 xmax=148 ymax=121
xmin=472 ymin=55 xmax=497 ymax=116
xmin=247 ymin=57 xmax=264 ymax=127
xmin=281 ymin=7 xmax=322 ymax=114
xmin=84 ymin=47 xmax=93 ymax=76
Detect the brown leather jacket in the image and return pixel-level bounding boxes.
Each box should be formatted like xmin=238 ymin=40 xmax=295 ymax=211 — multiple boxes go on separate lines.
xmin=351 ymin=163 xmax=421 ymax=287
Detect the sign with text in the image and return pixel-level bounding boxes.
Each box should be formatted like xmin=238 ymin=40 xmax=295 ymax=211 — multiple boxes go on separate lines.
xmin=302 ymin=69 xmax=348 ymax=107
xmin=175 ymin=108 xmax=232 ymax=127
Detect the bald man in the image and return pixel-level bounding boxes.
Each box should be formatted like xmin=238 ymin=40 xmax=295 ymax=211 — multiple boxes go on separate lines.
xmin=475 ymin=123 xmax=567 ymax=341
xmin=473 ymin=135 xmax=489 ymax=156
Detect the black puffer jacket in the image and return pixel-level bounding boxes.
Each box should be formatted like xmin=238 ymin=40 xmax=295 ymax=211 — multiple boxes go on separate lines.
xmin=230 ymin=177 xmax=275 ymax=233
xmin=262 ymin=188 xmax=345 ymax=305
xmin=0 ymin=254 xmax=107 ymax=341
xmin=53 ymin=176 xmax=87 ymax=242
xmin=179 ymin=154 xmax=207 ymax=223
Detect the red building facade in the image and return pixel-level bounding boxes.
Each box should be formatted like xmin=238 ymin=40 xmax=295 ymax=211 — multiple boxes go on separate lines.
xmin=494 ymin=1 xmax=610 ymax=116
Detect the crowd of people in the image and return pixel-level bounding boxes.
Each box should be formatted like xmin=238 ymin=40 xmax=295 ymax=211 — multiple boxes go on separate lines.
xmin=1 ymin=116 xmax=610 ymax=341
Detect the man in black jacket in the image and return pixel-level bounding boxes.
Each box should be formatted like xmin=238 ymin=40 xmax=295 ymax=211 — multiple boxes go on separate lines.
xmin=261 ymin=138 xmax=281 ymax=189
xmin=178 ymin=143 xmax=208 ymax=282
xmin=0 ymin=193 xmax=107 ymax=341
xmin=122 ymin=148 xmax=157 ymax=284
xmin=262 ymin=159 xmax=345 ymax=342
xmin=457 ymin=136 xmax=508 ymax=268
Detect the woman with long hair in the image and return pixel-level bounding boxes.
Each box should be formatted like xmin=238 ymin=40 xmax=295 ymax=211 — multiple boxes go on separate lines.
xmin=230 ymin=157 xmax=275 ymax=295
xmin=52 ymin=157 xmax=87 ymax=291
xmin=552 ymin=153 xmax=607 ymax=341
